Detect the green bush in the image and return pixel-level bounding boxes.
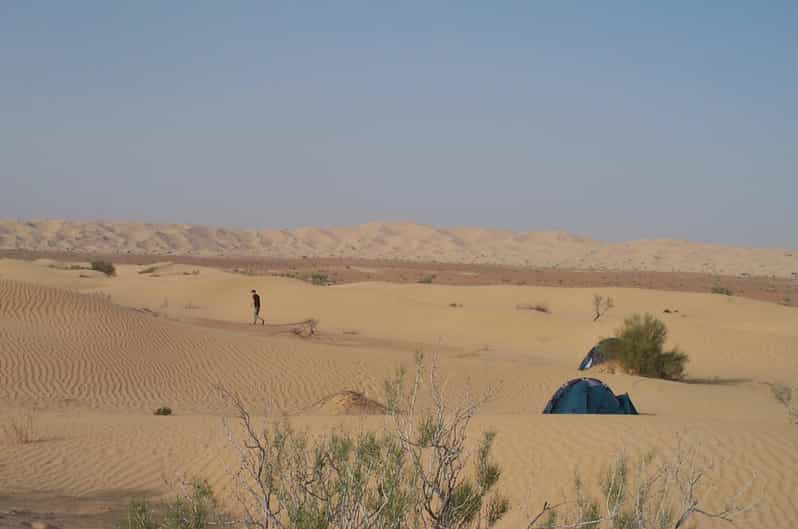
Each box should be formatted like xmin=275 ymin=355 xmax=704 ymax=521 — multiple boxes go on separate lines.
xmin=309 ymin=272 xmax=332 ymax=285
xmin=608 ymin=313 xmax=688 ymax=380
xmin=117 ymin=479 xmax=226 ymax=529
xmin=91 ymin=260 xmax=116 ymax=276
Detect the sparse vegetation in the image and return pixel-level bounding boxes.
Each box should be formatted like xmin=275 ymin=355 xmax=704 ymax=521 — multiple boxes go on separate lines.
xmin=449 ymin=302 xmax=463 ymax=308
xmin=2 ymin=410 xmax=38 ymax=445
xmin=91 ymin=259 xmax=117 ymax=277
xmin=154 ymin=407 xmax=173 ymax=416
xmin=711 ymin=285 xmax=733 ymax=296
xmin=516 ymin=302 xmax=550 ymax=314
xmin=769 ymin=383 xmax=796 ymax=423
xmin=605 ymin=313 xmax=689 ymax=380
xmin=527 ymin=439 xmax=758 ymax=529
xmin=116 ymin=478 xmax=227 ymax=529
xmin=139 ymin=266 xmax=158 ymax=274
xmin=309 ymin=272 xmax=332 ymax=286
xmin=418 ymin=274 xmax=436 ymax=284
xmin=592 ymin=294 xmax=614 ymax=321
xmin=211 ymin=352 xmax=508 ymax=529
xmin=118 ymin=367 xmax=757 ymax=529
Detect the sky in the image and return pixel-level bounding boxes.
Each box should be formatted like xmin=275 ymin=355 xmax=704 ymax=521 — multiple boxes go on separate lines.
xmin=1 ymin=2 xmax=796 ymax=248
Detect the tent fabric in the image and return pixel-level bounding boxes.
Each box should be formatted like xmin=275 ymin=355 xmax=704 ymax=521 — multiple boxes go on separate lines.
xmin=578 ymin=338 xmax=622 ymax=370
xmin=543 ymin=377 xmax=638 ymax=415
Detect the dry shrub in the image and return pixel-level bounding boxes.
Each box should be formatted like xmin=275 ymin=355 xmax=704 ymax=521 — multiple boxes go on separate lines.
xmin=217 ymin=352 xmax=508 ymax=529
xmin=91 ymin=260 xmax=116 ymax=277
xmin=528 ymin=437 xmax=759 ymax=529
xmin=3 ymin=410 xmax=38 ymax=445
xmin=516 ymin=302 xmax=550 ymax=314
xmin=592 ymin=294 xmax=614 ymax=321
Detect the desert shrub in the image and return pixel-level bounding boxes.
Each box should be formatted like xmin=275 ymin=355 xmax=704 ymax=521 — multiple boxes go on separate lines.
xmin=116 ymin=500 xmax=157 ymax=529
xmin=217 ymin=352 xmax=508 ymax=529
xmin=2 ymin=411 xmax=38 ymax=444
xmin=516 ymin=302 xmax=550 ymax=313
xmin=711 ymin=285 xmax=733 ymax=296
xmin=154 ymin=407 xmax=173 ymax=416
xmin=309 ymin=272 xmax=332 ymax=285
xmin=527 ymin=441 xmax=758 ymax=529
xmin=91 ymin=259 xmax=116 ymax=276
xmin=607 ymin=313 xmax=688 ymax=380
xmin=139 ymin=266 xmax=158 ymax=274
xmin=592 ymin=294 xmax=614 ymax=321
xmin=117 ymin=478 xmax=226 ymax=529
xmin=418 ymin=274 xmax=436 ymax=284
xmin=770 ymin=383 xmax=797 ymax=423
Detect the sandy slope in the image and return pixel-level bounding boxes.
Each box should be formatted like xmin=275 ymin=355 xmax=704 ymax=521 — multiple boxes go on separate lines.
xmin=2 ymin=219 xmax=798 ymax=277
xmin=1 ymin=259 xmax=797 ymax=528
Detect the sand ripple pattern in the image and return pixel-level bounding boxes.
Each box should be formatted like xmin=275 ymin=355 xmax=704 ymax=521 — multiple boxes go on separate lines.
xmin=0 ymin=280 xmax=381 ymax=412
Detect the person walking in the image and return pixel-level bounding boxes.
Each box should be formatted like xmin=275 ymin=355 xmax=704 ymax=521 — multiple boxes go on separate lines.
xmin=251 ymin=289 xmax=265 ymax=325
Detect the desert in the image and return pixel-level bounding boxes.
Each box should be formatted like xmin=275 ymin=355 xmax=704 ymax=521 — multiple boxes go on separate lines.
xmin=3 ymin=3 xmax=797 ymax=528
xmin=1 ymin=241 xmax=797 ymax=528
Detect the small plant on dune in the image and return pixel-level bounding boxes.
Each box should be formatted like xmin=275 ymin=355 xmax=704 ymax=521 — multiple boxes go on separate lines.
xmin=606 ymin=313 xmax=688 ymax=380
xmin=116 ymin=500 xmax=157 ymax=529
xmin=769 ymin=383 xmax=797 ymax=423
xmin=309 ymin=272 xmax=332 ymax=286
xmin=154 ymin=406 xmax=173 ymax=416
xmin=116 ymin=478 xmax=227 ymax=529
xmin=527 ymin=438 xmax=758 ymax=529
xmin=91 ymin=259 xmax=116 ymax=277
xmin=2 ymin=410 xmax=38 ymax=445
xmin=516 ymin=302 xmax=550 ymax=314
xmin=418 ymin=274 xmax=436 ymax=284
xmin=592 ymin=294 xmax=614 ymax=321
xmin=711 ymin=285 xmax=733 ymax=296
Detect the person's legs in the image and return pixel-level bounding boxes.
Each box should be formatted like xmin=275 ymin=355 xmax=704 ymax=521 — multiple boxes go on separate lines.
xmin=253 ymin=307 xmax=259 ymax=325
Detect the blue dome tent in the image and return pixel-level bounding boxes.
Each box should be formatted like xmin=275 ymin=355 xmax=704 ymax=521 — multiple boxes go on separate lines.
xmin=543 ymin=377 xmax=638 ymax=415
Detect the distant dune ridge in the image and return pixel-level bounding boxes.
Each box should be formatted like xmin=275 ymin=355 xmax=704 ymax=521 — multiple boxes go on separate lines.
xmin=1 ymin=218 xmax=797 ymax=277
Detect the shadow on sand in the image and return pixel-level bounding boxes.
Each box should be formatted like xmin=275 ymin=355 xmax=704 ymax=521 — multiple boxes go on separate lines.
xmin=682 ymin=377 xmax=752 ymax=386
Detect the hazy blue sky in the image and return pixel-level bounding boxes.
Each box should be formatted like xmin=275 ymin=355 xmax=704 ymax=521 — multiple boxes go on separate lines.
xmin=1 ymin=2 xmax=796 ymax=247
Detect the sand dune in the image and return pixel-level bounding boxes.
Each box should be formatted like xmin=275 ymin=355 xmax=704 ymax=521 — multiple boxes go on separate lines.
xmin=1 ymin=259 xmax=797 ymax=528
xmin=2 ymin=218 xmax=798 ymax=277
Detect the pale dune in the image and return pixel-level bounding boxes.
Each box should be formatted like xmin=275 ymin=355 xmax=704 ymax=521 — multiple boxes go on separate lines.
xmin=2 ymin=219 xmax=798 ymax=277
xmin=1 ymin=258 xmax=797 ymax=528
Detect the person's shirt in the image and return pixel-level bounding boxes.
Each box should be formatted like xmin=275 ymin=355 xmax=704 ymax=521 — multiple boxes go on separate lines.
xmin=253 ymin=293 xmax=261 ymax=308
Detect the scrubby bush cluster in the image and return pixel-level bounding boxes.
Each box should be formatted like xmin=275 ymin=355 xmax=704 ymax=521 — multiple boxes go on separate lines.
xmin=711 ymin=285 xmax=733 ymax=296
xmin=216 ymin=353 xmax=508 ymax=529
xmin=603 ymin=314 xmax=688 ymax=380
xmin=116 ymin=478 xmax=226 ymax=529
xmin=91 ymin=259 xmax=116 ymax=276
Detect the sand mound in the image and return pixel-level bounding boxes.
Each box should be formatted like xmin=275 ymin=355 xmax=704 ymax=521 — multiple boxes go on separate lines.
xmin=309 ymin=390 xmax=389 ymax=415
